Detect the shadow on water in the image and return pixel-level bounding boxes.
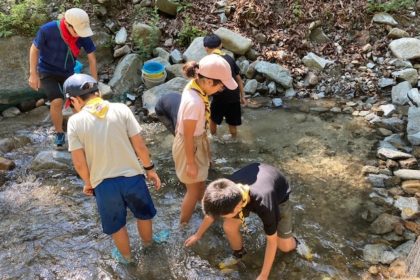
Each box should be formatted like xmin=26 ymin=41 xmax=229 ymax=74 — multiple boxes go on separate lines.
xmin=0 ymin=102 xmax=378 ymax=279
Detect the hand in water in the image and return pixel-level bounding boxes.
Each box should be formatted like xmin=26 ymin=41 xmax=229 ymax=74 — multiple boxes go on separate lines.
xmin=184 ymin=234 xmax=200 ymax=247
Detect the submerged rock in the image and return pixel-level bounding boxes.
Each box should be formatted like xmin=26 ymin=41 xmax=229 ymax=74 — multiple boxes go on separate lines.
xmin=363 ymin=244 xmax=396 ymax=264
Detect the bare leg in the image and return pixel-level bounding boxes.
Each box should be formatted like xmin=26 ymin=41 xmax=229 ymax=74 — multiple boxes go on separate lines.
xmin=223 ymin=218 xmax=243 ymax=250
xmin=50 ymin=98 xmax=64 ymax=133
xmin=210 ymin=120 xmax=217 ymax=135
xmin=137 ymin=219 xmax=153 ymax=246
xmin=228 ymin=125 xmax=237 ymax=138
xmin=111 ymin=226 xmax=132 ymax=259
xmin=277 ymin=236 xmax=297 ymax=252
xmin=180 ymin=181 xmax=205 ymax=224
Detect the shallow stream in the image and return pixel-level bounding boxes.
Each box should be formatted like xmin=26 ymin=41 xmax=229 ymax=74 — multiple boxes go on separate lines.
xmin=0 ymin=101 xmax=379 ymax=279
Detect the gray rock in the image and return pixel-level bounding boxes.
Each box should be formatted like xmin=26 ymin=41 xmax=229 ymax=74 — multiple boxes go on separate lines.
xmin=218 ymin=13 xmax=228 ymax=24
xmin=304 ymin=72 xmax=319 ymax=87
xmin=379 ymin=117 xmax=405 ymax=133
xmin=389 ymin=38 xmax=420 ymax=60
xmin=285 ymin=88 xmax=296 ymax=99
xmin=214 ymin=27 xmax=252 ymax=55
xmin=407 ymin=88 xmax=420 ymax=107
xmin=132 ymin=22 xmax=161 ymax=46
xmin=108 ymin=54 xmax=143 ymax=97
xmin=170 ymin=49 xmax=183 ymax=64
xmin=155 ymin=0 xmax=179 ymax=16
xmin=245 ymin=48 xmax=259 ymax=61
xmin=373 ymin=12 xmax=398 ymax=26
xmin=378 ymin=78 xmax=395 ymax=88
xmin=369 ymin=192 xmax=394 ymax=206
xmin=367 ymin=174 xmax=392 ymax=188
xmin=91 ymin=31 xmax=114 ymax=70
xmin=389 ymin=59 xmax=413 ymax=69
xmin=383 ymin=134 xmax=409 ymax=150
xmin=166 ymin=64 xmax=184 ymax=79
xmin=392 ymin=68 xmax=418 ymax=86
xmin=237 ymin=59 xmax=250 ymax=75
xmin=370 ymin=213 xmax=400 ymax=234
xmin=394 ymin=196 xmax=419 ymax=219
xmin=153 ymin=47 xmax=170 ymax=62
xmin=183 ymin=37 xmax=207 ymax=62
xmin=363 ymin=244 xmax=396 ymax=264
xmin=143 ymin=77 xmax=188 ymax=115
xmin=254 ymin=61 xmax=293 ymax=88
xmin=377 ymin=147 xmax=413 ymax=160
xmin=407 ymin=107 xmax=420 ymax=145
xmin=98 ymin=82 xmax=113 ymax=99
xmin=302 ymin=52 xmax=333 ymax=71
xmin=113 ymin=45 xmax=131 ymax=58
xmin=31 ymin=150 xmax=72 ymax=171
xmin=399 ymin=157 xmax=418 ymax=169
xmin=388 ymin=28 xmax=409 ymax=39
xmin=244 ymin=79 xmax=258 ymax=94
xmin=394 ymin=240 xmax=415 ymax=259
xmin=2 ymin=107 xmax=21 ymax=118
xmin=272 ymin=98 xmax=283 ymax=107
xmin=392 ymin=81 xmax=412 ymax=105
xmin=115 ymin=27 xmax=128 ymax=44
xmin=330 ymin=107 xmax=341 ymax=113
xmin=379 ymin=104 xmax=396 ymax=117
xmin=267 ymin=81 xmax=276 ymax=95
xmin=394 ymin=169 xmax=420 ymax=180
xmin=309 ymin=27 xmax=330 ymax=43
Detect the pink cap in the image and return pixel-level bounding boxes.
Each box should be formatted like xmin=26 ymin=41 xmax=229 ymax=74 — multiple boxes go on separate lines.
xmin=197 ymin=54 xmax=238 ymax=90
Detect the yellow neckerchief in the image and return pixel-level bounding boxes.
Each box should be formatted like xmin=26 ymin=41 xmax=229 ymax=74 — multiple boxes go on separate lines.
xmin=83 ymin=97 xmax=109 ymax=119
xmin=237 ymin=184 xmax=250 ymax=229
xmin=186 ymin=80 xmax=210 ymax=130
xmin=211 ymin=49 xmax=225 ymax=56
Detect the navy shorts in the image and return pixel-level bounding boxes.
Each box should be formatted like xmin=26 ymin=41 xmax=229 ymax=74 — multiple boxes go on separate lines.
xmin=94 ymin=175 xmax=157 ymax=235
xmin=210 ymin=101 xmax=242 ymax=126
xmin=39 ymin=73 xmax=66 ymax=102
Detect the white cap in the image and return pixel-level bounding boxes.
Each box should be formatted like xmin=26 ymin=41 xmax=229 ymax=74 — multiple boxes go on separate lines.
xmin=64 ymin=8 xmax=93 ymax=37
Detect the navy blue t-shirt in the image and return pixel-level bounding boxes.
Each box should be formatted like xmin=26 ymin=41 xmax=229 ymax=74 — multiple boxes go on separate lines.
xmin=155 ymin=92 xmax=181 ymax=132
xmin=212 ymin=54 xmax=240 ymax=104
xmin=33 ymin=21 xmax=96 ymax=77
xmin=228 ymin=163 xmax=291 ymax=235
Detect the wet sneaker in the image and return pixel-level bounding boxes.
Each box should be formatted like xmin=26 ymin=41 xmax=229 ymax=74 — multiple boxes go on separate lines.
xmin=111 ymin=247 xmax=133 ymax=265
xmin=54 ymin=132 xmax=65 ymax=148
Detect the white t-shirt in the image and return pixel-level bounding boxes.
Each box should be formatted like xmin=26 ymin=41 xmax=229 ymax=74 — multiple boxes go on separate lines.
xmin=176 ymin=88 xmax=206 ymax=136
xmin=67 ymin=102 xmax=144 ymax=188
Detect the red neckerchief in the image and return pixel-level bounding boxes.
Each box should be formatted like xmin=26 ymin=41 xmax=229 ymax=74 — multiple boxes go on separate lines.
xmin=59 ymin=18 xmax=80 ymax=57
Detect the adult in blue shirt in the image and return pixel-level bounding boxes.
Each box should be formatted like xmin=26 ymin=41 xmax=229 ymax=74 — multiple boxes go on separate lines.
xmin=28 ymin=8 xmax=97 ymax=148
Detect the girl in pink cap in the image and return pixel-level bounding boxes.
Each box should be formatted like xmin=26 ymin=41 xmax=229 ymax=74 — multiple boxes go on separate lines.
xmin=173 ymin=54 xmax=237 ymax=225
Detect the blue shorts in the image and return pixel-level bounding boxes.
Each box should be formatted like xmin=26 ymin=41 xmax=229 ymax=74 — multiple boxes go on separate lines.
xmin=94 ymin=175 xmax=156 ymax=235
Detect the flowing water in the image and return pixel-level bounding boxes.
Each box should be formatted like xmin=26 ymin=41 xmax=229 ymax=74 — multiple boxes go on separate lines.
xmin=0 ymin=101 xmax=379 ymax=279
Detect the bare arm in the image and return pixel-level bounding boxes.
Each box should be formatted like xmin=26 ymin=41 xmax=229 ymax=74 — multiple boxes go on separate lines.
xmin=183 ymin=119 xmax=198 ymax=179
xmin=257 ymin=234 xmax=278 ymax=280
xmin=185 ymin=215 xmax=215 ymax=246
xmin=71 ymin=148 xmax=93 ymax=196
xmin=129 ymin=133 xmax=161 ymax=190
xmin=235 ymin=74 xmax=247 ymax=105
xmin=87 ymin=52 xmax=98 ymax=81
xmin=28 ymin=43 xmax=40 ymax=90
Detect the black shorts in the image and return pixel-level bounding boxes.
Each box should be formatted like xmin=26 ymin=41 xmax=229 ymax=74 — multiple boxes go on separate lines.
xmin=39 ymin=73 xmax=66 ymax=102
xmin=210 ymin=101 xmax=242 ymax=126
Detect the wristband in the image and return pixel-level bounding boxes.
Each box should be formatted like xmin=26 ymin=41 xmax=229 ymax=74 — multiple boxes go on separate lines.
xmin=144 ymin=162 xmax=155 ymax=171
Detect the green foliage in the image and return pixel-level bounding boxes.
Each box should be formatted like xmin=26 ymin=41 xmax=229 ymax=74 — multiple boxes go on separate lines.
xmin=176 ymin=0 xmax=193 ymax=13
xmin=291 ymin=0 xmax=303 ymax=19
xmin=367 ymin=0 xmax=415 ymax=13
xmin=133 ymin=7 xmax=161 ymax=61
xmin=177 ymin=16 xmax=204 ymax=47
xmin=0 ymin=0 xmax=47 ymax=38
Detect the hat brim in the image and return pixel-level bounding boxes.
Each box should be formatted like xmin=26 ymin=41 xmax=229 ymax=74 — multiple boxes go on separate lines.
xmin=73 ymin=26 xmax=93 ymax=37
xmin=222 ymin=77 xmax=238 ymax=90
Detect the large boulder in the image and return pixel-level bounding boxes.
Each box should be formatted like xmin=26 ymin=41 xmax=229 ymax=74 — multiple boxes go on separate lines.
xmin=391 ymin=81 xmax=412 ymax=105
xmin=389 ymin=38 xmax=420 ymax=60
xmin=392 ymin=68 xmax=418 ymax=86
xmin=254 ymin=61 xmax=293 ymax=88
xmin=132 ymin=22 xmax=161 ymax=47
xmin=89 ymin=30 xmax=114 ymax=71
xmin=142 ymin=77 xmax=188 ymax=115
xmin=214 ymin=27 xmax=252 ymax=55
xmin=182 ymin=37 xmax=207 ymax=62
xmin=31 ymin=150 xmax=72 ymax=171
xmin=108 ymin=54 xmax=143 ymax=97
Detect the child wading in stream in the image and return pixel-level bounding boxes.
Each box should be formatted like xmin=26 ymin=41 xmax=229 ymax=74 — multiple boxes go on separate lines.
xmin=172 ymin=54 xmax=238 ymax=225
xmin=184 ymin=162 xmax=297 ymax=280
xmin=64 ymin=73 xmax=161 ymax=264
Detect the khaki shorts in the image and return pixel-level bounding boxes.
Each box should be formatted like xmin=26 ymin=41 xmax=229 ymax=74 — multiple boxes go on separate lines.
xmin=172 ymin=133 xmax=210 ymax=184
xmin=277 ymin=199 xmax=294 ymax=238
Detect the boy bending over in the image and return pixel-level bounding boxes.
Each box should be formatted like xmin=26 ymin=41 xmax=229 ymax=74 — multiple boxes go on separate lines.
xmin=185 ymin=162 xmax=296 ymax=280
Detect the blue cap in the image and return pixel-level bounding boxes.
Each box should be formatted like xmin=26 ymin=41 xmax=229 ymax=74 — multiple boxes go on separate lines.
xmin=63 ymin=73 xmax=98 ymax=98
xmin=203 ymin=34 xmax=222 ymax=49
